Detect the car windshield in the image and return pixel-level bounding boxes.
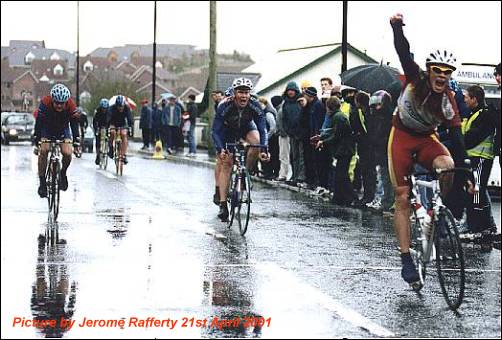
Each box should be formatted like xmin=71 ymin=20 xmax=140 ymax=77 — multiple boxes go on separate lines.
xmin=5 ymin=115 xmax=33 ymax=125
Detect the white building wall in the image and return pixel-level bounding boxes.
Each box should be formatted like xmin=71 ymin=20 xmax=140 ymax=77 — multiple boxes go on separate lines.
xmin=258 ymin=52 xmax=371 ymax=99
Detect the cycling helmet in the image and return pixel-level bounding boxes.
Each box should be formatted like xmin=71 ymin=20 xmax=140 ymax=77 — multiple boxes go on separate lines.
xmin=99 ymin=98 xmax=109 ymax=109
xmin=115 ymin=95 xmax=125 ymax=107
xmin=50 ymin=84 xmax=71 ymax=103
xmin=231 ymin=77 xmax=253 ymax=91
xmin=425 ymin=49 xmax=457 ymax=70
xmin=369 ymin=90 xmax=391 ymax=107
xmin=224 ymin=86 xmax=234 ymax=97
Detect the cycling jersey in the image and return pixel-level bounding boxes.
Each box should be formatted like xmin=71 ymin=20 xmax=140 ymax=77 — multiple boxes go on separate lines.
xmin=34 ymin=96 xmax=79 ymax=142
xmin=93 ymin=107 xmax=108 ymax=131
xmin=107 ymin=104 xmax=133 ymax=128
xmin=212 ymin=97 xmax=268 ymax=152
xmin=388 ymin=21 xmax=467 ymax=186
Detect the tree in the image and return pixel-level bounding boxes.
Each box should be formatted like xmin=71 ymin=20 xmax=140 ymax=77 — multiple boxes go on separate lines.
xmin=82 ymin=76 xmax=146 ymax=118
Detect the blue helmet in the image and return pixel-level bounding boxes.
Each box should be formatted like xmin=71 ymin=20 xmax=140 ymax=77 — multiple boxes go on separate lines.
xmin=50 ymin=84 xmax=71 ymax=103
xmin=115 ymin=95 xmax=125 ymax=107
xmin=99 ymin=98 xmax=109 ymax=109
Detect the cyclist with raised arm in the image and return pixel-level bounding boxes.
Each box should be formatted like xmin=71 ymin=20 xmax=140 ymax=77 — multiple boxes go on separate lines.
xmin=389 ymin=13 xmax=471 ymax=287
xmin=33 ymin=84 xmax=80 ymax=198
xmin=93 ymin=98 xmax=109 ymax=165
xmin=212 ymin=77 xmax=270 ymax=222
xmin=107 ymin=95 xmax=133 ymax=164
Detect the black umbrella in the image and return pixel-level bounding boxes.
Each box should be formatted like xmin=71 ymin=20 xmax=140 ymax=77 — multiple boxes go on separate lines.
xmin=340 ymin=64 xmax=403 ymax=103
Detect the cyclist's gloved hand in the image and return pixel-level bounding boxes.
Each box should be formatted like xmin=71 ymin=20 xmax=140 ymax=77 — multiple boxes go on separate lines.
xmin=449 ymin=79 xmax=461 ymax=93
xmin=33 ymin=145 xmax=40 ymax=156
xmin=259 ymin=152 xmax=270 ymax=162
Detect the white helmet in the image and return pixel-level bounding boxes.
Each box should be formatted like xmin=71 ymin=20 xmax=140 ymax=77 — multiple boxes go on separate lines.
xmin=426 ymin=49 xmax=457 ymax=70
xmin=232 ymin=77 xmax=253 ymax=91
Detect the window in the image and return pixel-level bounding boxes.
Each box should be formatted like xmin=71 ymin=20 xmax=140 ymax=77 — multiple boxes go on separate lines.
xmin=54 ymin=64 xmax=64 ymax=76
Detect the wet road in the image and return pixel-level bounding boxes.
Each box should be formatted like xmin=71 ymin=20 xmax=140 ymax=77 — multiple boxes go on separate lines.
xmin=1 ymin=143 xmax=500 ymax=338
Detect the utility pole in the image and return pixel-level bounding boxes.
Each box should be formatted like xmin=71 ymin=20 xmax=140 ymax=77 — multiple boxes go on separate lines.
xmin=152 ymin=1 xmax=157 ymax=108
xmin=207 ymin=0 xmax=217 ymax=156
xmin=76 ymin=1 xmax=80 ymax=106
xmin=341 ymin=1 xmax=347 ymax=73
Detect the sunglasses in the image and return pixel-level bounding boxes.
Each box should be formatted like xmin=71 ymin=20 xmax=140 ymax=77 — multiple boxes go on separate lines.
xmin=431 ymin=66 xmax=454 ymax=76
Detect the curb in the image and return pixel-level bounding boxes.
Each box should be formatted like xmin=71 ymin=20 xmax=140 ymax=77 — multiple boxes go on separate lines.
xmin=134 ymin=148 xmax=332 ymax=202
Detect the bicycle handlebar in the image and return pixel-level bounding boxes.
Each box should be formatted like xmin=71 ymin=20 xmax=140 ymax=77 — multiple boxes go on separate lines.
xmin=225 ymin=142 xmax=268 ymax=151
xmin=412 ymin=167 xmax=472 ymax=177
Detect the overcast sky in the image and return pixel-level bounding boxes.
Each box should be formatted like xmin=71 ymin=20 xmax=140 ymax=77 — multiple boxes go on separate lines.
xmin=1 ymin=1 xmax=500 ymax=71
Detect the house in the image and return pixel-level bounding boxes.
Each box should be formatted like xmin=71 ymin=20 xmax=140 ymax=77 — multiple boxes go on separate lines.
xmin=90 ymin=44 xmax=197 ymax=62
xmin=1 ymin=59 xmax=39 ymax=111
xmin=243 ymin=43 xmax=377 ymax=98
xmin=31 ymin=59 xmax=69 ymax=82
xmin=79 ymin=56 xmax=113 ymax=73
xmin=129 ymin=65 xmax=178 ymax=89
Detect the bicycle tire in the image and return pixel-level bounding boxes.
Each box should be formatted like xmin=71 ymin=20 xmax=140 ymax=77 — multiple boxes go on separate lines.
xmin=227 ymin=170 xmax=239 ymax=228
xmin=46 ymin=161 xmax=53 ymax=218
xmin=236 ymin=170 xmax=251 ymax=236
xmin=410 ymin=210 xmax=426 ymax=290
xmin=435 ymin=207 xmax=465 ymax=310
xmin=115 ymin=140 xmax=121 ymax=176
xmin=52 ymin=162 xmax=60 ymax=221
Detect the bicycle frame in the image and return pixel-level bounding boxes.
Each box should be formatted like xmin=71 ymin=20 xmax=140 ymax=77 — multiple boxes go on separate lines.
xmin=43 ymin=140 xmax=65 ymax=221
xmin=109 ymin=127 xmax=129 ymax=176
xmin=409 ymin=175 xmax=442 ymax=263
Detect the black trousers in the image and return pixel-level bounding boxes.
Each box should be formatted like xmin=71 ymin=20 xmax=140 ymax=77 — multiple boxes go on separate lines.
xmin=142 ymin=128 xmax=151 ymax=147
xmin=333 ymin=155 xmax=354 ymax=205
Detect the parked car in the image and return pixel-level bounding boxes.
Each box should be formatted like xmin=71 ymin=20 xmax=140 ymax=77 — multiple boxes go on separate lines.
xmin=1 ymin=112 xmax=35 ymax=145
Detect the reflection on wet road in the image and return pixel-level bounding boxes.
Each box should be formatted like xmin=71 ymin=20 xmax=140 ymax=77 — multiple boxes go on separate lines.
xmin=1 ymin=144 xmax=500 ymax=338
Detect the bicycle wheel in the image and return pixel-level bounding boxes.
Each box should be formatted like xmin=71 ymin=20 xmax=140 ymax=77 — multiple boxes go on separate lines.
xmin=115 ymin=141 xmax=121 ymax=175
xmin=227 ymin=170 xmax=239 ymax=228
xmin=236 ymin=171 xmax=251 ymax=236
xmin=46 ymin=163 xmax=53 ymax=217
xmin=409 ymin=210 xmax=426 ymax=291
xmin=52 ymin=162 xmax=60 ymax=221
xmin=435 ymin=207 xmax=465 ymax=310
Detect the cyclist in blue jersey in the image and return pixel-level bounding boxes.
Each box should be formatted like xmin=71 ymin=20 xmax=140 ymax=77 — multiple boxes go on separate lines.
xmin=212 ymin=77 xmax=270 ymax=221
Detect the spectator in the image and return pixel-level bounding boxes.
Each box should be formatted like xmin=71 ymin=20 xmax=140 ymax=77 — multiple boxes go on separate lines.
xmin=272 ymin=95 xmax=291 ymax=181
xmin=258 ymin=97 xmax=279 ymax=179
xmin=185 ymin=94 xmax=198 ymax=156
xmin=303 ymin=86 xmax=330 ymax=192
xmin=281 ymin=82 xmax=306 ymax=187
xmin=316 ymin=96 xmax=355 ymax=206
xmin=139 ymin=99 xmax=152 ymax=150
xmin=351 ymin=91 xmax=375 ymax=206
xmin=366 ymin=90 xmax=395 ymax=213
xmin=151 ymin=102 xmax=161 ymax=145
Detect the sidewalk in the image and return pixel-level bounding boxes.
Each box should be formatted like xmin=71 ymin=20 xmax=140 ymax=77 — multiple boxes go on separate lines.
xmin=130 ymin=142 xmax=328 ymax=199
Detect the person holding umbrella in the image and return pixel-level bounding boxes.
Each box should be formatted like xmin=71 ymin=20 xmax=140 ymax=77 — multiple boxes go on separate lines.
xmin=388 ymin=13 xmax=472 ymax=288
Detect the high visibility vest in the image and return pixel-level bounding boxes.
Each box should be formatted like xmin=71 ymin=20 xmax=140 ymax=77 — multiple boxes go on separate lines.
xmin=340 ymin=102 xmax=350 ymax=118
xmin=461 ymin=108 xmax=495 ymax=159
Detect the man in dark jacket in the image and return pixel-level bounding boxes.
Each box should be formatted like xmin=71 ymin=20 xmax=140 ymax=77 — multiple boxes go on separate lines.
xmin=316 ymin=96 xmax=355 ymax=206
xmin=367 ymin=90 xmax=395 ymax=212
xmin=139 ymin=99 xmax=152 ymax=150
xmin=185 ymin=94 xmax=198 ymax=156
xmin=282 ymin=81 xmax=307 ymax=186
xmin=462 ymin=85 xmax=497 ymax=234
xmin=303 ymin=86 xmax=329 ymax=190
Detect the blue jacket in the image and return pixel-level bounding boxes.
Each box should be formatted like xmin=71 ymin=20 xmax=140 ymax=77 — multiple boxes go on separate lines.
xmin=306 ymin=96 xmax=325 ymax=136
xmin=281 ymin=81 xmax=304 ymax=137
xmin=212 ymin=97 xmax=268 ymax=153
xmin=140 ymin=105 xmax=152 ymax=129
xmin=160 ymin=103 xmax=183 ymax=127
